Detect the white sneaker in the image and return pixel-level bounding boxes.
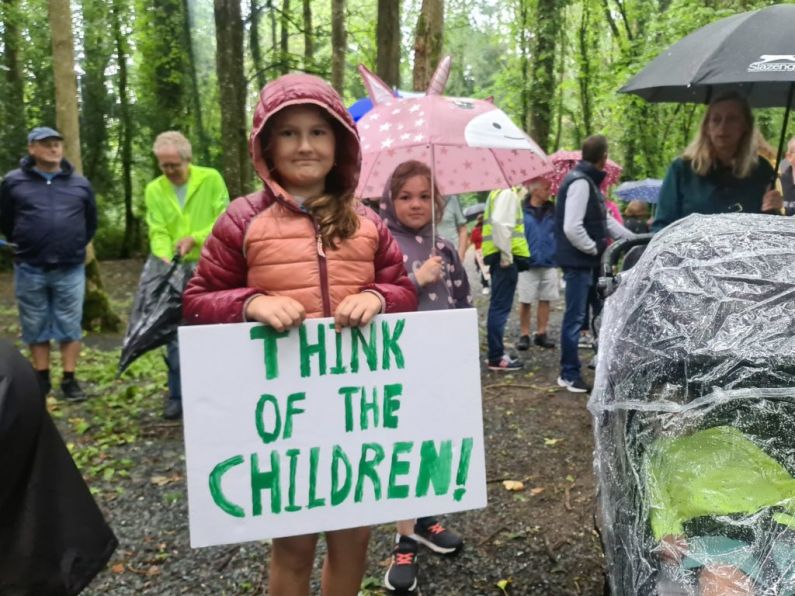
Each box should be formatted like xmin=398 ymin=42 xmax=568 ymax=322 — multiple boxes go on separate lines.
xmin=481 ymin=287 xmax=490 ymax=295
xmin=556 ymin=376 xmax=591 ymax=393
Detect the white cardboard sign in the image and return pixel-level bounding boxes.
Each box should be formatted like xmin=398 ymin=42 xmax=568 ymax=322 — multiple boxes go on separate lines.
xmin=179 ymin=310 xmax=487 ymax=548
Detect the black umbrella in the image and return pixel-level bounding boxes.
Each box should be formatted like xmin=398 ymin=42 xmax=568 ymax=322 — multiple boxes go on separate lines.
xmin=620 ymin=3 xmax=795 ymax=171
xmin=117 ymin=255 xmax=194 ymax=376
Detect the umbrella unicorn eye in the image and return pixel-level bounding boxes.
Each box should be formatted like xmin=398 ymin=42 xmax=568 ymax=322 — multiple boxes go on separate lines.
xmin=465 ymin=109 xmax=543 ymax=154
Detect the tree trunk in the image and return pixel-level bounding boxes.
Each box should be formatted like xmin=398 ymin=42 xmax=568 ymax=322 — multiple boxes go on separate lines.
xmin=518 ymin=0 xmax=529 ymax=133
xmin=48 ymin=0 xmax=82 ymax=173
xmin=528 ymin=0 xmax=559 ymax=153
xmin=250 ymin=0 xmax=267 ymax=91
xmin=48 ymin=0 xmax=120 ymax=332
xmin=279 ymin=0 xmax=290 ymax=74
xmin=376 ymin=0 xmax=400 ymax=88
xmin=112 ymin=0 xmax=138 ymax=258
xmin=577 ymin=2 xmax=593 ymax=137
xmin=330 ymin=0 xmax=346 ymax=94
xmin=182 ymin=0 xmax=209 ymax=164
xmin=214 ymin=0 xmax=249 ymax=198
xmin=302 ymin=0 xmax=313 ymax=68
xmin=1 ymin=0 xmax=26 ymax=172
xmin=412 ymin=0 xmax=443 ymax=91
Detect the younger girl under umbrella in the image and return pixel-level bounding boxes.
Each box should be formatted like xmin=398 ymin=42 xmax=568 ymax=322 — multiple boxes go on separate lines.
xmin=379 ymin=160 xmax=472 ymax=592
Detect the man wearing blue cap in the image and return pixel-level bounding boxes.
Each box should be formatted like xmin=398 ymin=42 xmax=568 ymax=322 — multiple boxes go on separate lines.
xmin=0 ymin=127 xmax=97 ymax=401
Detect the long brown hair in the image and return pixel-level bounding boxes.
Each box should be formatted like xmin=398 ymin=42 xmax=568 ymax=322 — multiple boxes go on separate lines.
xmin=388 ymin=160 xmax=444 ymax=224
xmin=683 ymin=91 xmax=757 ymax=178
xmin=262 ymin=106 xmax=360 ymax=249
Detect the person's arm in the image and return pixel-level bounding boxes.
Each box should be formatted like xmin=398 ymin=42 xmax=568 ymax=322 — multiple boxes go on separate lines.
xmin=191 ymin=171 xmax=230 ymax=249
xmin=0 ymin=179 xmax=13 ymax=239
xmin=144 ymin=183 xmax=176 ymax=261
xmin=606 ymin=214 xmax=638 ymax=241
xmin=490 ymin=189 xmax=517 ymax=264
xmin=651 ymin=161 xmax=683 ymax=233
xmin=84 ymin=182 xmax=98 ymax=243
xmin=456 ymin=225 xmax=468 ymax=261
xmin=451 ymin=196 xmax=468 ymax=261
xmin=360 ymin=211 xmax=418 ymax=313
xmin=562 ymin=180 xmax=597 ymax=255
xmin=183 ymin=199 xmax=266 ymax=324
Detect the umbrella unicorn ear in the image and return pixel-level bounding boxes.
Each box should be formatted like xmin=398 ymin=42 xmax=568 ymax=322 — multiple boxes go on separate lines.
xmin=427 ymin=55 xmax=452 ymax=95
xmin=358 ymin=64 xmax=394 ymax=106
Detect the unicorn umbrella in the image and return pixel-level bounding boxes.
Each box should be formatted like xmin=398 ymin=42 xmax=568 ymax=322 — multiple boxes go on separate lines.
xmin=355 ymin=56 xmax=551 ymax=202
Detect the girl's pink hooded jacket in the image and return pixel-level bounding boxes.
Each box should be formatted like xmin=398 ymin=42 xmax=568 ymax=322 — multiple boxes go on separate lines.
xmin=183 ymin=74 xmax=417 ymax=323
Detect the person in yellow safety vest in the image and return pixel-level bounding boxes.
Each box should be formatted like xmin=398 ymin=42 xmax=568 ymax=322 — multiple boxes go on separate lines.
xmin=482 ymin=185 xmax=531 ymax=371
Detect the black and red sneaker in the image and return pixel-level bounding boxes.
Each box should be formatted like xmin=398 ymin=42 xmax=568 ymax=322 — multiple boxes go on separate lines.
xmin=412 ymin=517 xmax=463 ymax=555
xmin=384 ymin=535 xmax=419 ymax=592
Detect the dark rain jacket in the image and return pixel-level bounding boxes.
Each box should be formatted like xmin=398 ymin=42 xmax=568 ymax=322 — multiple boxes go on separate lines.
xmin=0 ymin=341 xmax=117 ymax=595
xmin=0 ymin=156 xmax=96 ymax=267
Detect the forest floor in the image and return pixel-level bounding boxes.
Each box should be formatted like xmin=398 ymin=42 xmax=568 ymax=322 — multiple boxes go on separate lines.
xmin=0 ymin=256 xmax=604 ymax=595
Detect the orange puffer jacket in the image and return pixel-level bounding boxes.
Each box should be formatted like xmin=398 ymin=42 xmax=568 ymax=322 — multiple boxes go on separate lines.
xmin=245 ymin=200 xmax=380 ymax=318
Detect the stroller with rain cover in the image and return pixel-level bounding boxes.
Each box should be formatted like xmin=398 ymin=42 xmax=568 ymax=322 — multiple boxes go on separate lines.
xmin=590 ymin=214 xmax=795 ymax=595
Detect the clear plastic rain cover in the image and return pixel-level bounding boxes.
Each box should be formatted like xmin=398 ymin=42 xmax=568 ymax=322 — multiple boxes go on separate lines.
xmin=589 ymin=214 xmax=795 ymax=595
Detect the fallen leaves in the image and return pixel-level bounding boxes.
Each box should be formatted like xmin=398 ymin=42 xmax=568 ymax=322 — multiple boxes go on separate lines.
xmin=496 ymin=577 xmax=512 ymax=593
xmin=502 ymin=480 xmax=524 ymax=491
xmin=544 ymin=437 xmax=562 ymax=446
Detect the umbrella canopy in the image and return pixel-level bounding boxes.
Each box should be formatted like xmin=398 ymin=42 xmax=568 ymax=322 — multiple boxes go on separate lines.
xmin=117 ymin=256 xmax=194 ymax=376
xmin=620 ymin=4 xmax=795 ymax=108
xmin=463 ymin=202 xmax=486 ymax=221
xmin=355 ymin=57 xmax=551 ymax=199
xmin=613 ymin=179 xmax=663 ymax=204
xmin=548 ymin=150 xmax=623 ymax=195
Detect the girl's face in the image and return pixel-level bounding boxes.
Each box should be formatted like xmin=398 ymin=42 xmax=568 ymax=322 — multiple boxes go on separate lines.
xmin=267 ymin=105 xmax=336 ymax=197
xmin=394 ymin=175 xmax=433 ymax=231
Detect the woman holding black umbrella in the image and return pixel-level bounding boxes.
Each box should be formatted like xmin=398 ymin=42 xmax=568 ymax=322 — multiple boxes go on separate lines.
xmin=652 ymin=92 xmax=783 ymax=232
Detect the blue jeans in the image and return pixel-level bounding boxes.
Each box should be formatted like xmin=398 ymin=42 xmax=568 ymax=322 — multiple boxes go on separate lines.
xmin=14 ymin=263 xmax=85 ymax=344
xmin=165 ymin=336 xmax=181 ymax=401
xmin=560 ymin=267 xmax=593 ymax=381
xmin=487 ymin=262 xmax=518 ymax=363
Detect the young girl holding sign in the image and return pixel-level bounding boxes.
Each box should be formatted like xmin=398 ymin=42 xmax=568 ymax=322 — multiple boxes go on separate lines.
xmin=183 ymin=74 xmax=416 ymax=596
xmin=379 ymin=160 xmax=472 ymax=592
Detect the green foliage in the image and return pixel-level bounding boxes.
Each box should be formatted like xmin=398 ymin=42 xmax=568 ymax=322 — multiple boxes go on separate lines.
xmin=55 ymin=348 xmax=166 ymax=490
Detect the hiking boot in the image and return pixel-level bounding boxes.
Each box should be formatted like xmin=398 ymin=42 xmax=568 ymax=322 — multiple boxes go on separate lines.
xmin=556 ymin=376 xmax=591 ymax=393
xmin=534 ymin=333 xmax=555 ymax=349
xmin=487 ymin=354 xmax=523 ymax=372
xmin=60 ymin=378 xmax=87 ymax=402
xmin=516 ymin=335 xmax=531 ymax=351
xmin=384 ymin=535 xmax=419 ymax=592
xmin=164 ymin=398 xmax=183 ymax=420
xmin=412 ymin=517 xmax=463 ymax=555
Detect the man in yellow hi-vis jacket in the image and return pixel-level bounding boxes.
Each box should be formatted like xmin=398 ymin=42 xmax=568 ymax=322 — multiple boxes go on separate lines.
xmin=145 ymin=131 xmax=229 ymax=418
xmin=482 ymin=185 xmax=530 ymax=371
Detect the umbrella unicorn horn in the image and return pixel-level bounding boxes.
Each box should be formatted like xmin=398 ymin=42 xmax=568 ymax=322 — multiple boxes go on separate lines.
xmin=358 ymin=64 xmax=395 ymax=106
xmin=427 ymin=55 xmax=452 ymax=95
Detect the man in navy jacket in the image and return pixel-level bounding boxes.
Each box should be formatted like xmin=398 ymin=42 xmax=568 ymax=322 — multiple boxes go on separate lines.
xmin=0 ymin=127 xmax=97 ymax=401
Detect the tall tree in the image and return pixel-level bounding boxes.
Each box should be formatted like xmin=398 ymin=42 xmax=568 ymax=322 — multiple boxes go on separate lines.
xmin=330 ymin=0 xmax=346 ymax=93
xmin=0 ymin=0 xmax=26 ymax=172
xmin=412 ymin=0 xmax=443 ymax=91
xmin=183 ymin=0 xmax=210 ymax=163
xmin=48 ymin=0 xmax=120 ymax=331
xmin=214 ymin=0 xmax=249 ymax=198
xmin=576 ymin=0 xmax=594 ymax=138
xmin=279 ymin=0 xmax=290 ymax=74
xmin=250 ymin=0 xmax=267 ymax=91
xmin=302 ymin=0 xmax=313 ymax=68
xmin=376 ymin=0 xmax=400 ymax=88
xmin=80 ymin=0 xmax=113 ymax=194
xmin=528 ymin=0 xmax=560 ymax=152
xmin=111 ymin=0 xmax=139 ymax=257
xmin=48 ymin=0 xmax=82 ymax=173
xmin=137 ymin=0 xmax=192 ymax=142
